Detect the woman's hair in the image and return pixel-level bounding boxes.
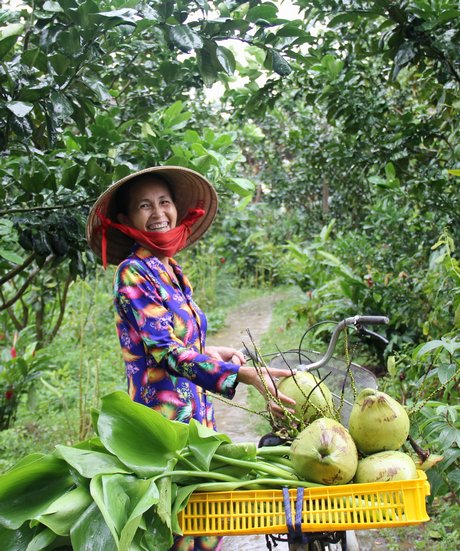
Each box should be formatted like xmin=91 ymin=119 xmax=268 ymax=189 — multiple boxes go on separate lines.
xmin=112 ymin=174 xmax=176 ymax=216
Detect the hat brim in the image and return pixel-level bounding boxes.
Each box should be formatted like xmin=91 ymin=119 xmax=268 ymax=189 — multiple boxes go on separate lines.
xmin=86 ymin=166 xmax=218 ymax=266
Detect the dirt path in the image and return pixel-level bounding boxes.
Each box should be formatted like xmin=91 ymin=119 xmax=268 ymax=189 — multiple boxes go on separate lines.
xmin=208 ymin=293 xmax=273 ymax=442
xmin=207 ymin=293 xmax=291 ymax=551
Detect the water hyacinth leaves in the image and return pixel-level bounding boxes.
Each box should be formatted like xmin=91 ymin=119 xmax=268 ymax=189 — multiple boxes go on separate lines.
xmin=90 ymin=474 xmax=160 ymax=549
xmin=0 ymin=391 xmax=320 ymax=549
xmin=54 ymin=445 xmax=132 ymax=478
xmin=97 ymin=391 xmax=189 ymax=477
xmin=187 ymin=419 xmax=231 ymax=470
xmin=70 ymin=501 xmax=116 ymax=550
xmin=0 ymin=454 xmax=74 ymax=530
xmin=35 ymin=486 xmax=93 ymax=536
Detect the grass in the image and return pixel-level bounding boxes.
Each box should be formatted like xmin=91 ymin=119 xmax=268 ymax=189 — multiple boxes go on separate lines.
xmin=356 ymin=499 xmax=460 ymax=551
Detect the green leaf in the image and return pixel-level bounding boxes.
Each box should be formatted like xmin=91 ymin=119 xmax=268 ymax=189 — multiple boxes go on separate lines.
xmin=157 ymin=0 xmax=174 ymax=21
xmin=384 ymin=162 xmax=396 ymax=179
xmin=163 ymin=101 xmax=185 ymax=124
xmin=165 ymin=112 xmax=192 ymax=131
xmin=226 ymin=177 xmax=255 ymax=197
xmin=417 ymin=338 xmax=460 ymax=357
xmin=54 ymin=445 xmax=132 ymax=478
xmin=70 ymin=501 xmax=115 ymax=551
xmin=215 ymin=45 xmax=236 ymax=75
xmin=437 ymin=363 xmax=457 ymax=385
xmin=187 ymin=419 xmax=230 ymax=470
xmin=0 ymin=23 xmax=24 ymax=59
xmin=417 ymin=339 xmax=445 ymax=356
xmin=50 ymin=90 xmax=73 ymax=124
xmin=276 ymin=22 xmax=310 ymax=38
xmin=183 ymin=129 xmax=201 ymax=143
xmin=95 ymin=8 xmax=137 ymax=26
xmin=0 ymin=522 xmax=41 ymax=551
xmin=169 ymin=25 xmax=203 ymax=53
xmin=0 ymin=249 xmax=23 ymax=264
xmin=35 ymin=486 xmax=92 ymax=537
xmin=165 ymin=155 xmax=189 ymax=167
xmin=43 ymin=1 xmax=64 ymax=12
xmin=6 ymin=101 xmax=34 ymax=118
xmin=170 ymin=484 xmax=200 ymax=535
xmin=24 ymin=526 xmax=57 ymax=550
xmin=49 ymin=53 xmax=70 ymax=75
xmin=61 ymin=164 xmax=80 ymax=189
xmin=0 ymin=455 xmax=74 ymax=529
xmin=448 ymin=169 xmax=460 ymax=176
xmin=247 ymin=3 xmax=278 ymax=23
xmin=387 ymin=355 xmax=397 ymax=377
xmin=90 ymin=474 xmax=159 ymax=549
xmin=96 ymin=391 xmax=189 ymax=477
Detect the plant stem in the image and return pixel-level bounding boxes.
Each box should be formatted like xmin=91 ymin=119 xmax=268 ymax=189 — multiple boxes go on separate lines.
xmin=176 ymin=453 xmax=200 ymax=471
xmin=213 ymin=453 xmax=298 ymax=480
xmin=157 ymin=470 xmax=238 ymax=482
xmin=257 ymin=445 xmax=290 ymax=457
xmin=189 ymin=478 xmax=324 ymax=492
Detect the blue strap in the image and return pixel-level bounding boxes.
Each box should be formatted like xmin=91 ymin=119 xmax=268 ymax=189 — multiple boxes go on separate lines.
xmin=282 ymin=486 xmax=309 ymax=543
xmin=282 ymin=487 xmax=295 ymax=541
xmin=294 ymin=486 xmax=304 ymax=538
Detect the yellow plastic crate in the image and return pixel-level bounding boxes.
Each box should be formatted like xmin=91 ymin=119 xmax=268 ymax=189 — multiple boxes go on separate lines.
xmin=179 ymin=470 xmax=430 ymax=536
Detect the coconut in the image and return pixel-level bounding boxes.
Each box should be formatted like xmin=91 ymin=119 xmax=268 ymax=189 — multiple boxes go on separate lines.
xmin=277 ymin=371 xmax=334 ymax=424
xmin=290 ymin=417 xmax=358 ymax=485
xmin=354 ymin=450 xmax=417 ymax=483
xmin=348 ymin=388 xmax=410 ymax=454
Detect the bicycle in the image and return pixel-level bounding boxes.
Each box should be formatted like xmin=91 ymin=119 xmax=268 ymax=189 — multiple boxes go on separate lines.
xmin=179 ymin=315 xmax=430 ymax=551
xmin=257 ymin=315 xmax=389 ymax=551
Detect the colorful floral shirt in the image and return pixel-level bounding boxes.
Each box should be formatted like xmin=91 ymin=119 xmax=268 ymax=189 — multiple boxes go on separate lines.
xmin=113 ymin=245 xmax=239 ymax=429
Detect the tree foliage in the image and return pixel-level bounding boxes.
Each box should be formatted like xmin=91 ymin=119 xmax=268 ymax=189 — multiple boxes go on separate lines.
xmin=0 ymin=0 xmax=302 ymax=346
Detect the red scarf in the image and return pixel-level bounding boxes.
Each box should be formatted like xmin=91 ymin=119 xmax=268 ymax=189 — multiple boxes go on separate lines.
xmin=96 ymin=209 xmax=205 ymax=268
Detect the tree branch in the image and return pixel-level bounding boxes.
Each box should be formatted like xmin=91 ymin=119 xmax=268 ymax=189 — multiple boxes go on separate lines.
xmin=47 ymin=273 xmax=73 ymax=344
xmin=0 ymin=199 xmax=95 ymax=216
xmin=0 ymin=253 xmax=36 ymax=286
xmin=0 ymin=255 xmax=55 ymax=311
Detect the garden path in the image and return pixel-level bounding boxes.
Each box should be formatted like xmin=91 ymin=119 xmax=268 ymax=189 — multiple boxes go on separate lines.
xmin=207 ymin=292 xmax=287 ymax=551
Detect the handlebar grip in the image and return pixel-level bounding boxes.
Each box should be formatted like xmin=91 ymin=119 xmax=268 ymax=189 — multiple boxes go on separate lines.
xmin=352 ymin=315 xmax=389 ymax=325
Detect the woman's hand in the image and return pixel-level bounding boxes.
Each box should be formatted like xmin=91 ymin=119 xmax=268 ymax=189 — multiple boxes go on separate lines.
xmin=236 ymin=365 xmax=296 ymax=416
xmin=205 ymin=346 xmax=246 ymax=366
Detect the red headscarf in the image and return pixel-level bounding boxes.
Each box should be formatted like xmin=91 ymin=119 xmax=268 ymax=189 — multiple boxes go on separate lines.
xmin=96 ymin=209 xmax=205 ymax=268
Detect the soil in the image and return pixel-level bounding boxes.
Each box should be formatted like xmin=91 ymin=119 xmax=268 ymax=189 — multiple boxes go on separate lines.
xmin=205 ymin=293 xmax=430 ymax=551
xmin=207 ymin=293 xmax=288 ymax=551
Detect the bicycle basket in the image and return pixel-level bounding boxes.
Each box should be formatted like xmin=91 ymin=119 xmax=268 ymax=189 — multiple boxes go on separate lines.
xmin=269 ymin=350 xmax=378 ymax=426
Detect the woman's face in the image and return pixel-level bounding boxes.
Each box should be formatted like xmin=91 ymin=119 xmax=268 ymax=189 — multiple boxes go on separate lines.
xmin=120 ymin=178 xmax=178 ymax=233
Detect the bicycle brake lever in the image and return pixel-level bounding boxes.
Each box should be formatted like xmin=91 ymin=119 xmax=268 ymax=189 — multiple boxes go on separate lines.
xmin=355 ymin=325 xmax=389 ymax=345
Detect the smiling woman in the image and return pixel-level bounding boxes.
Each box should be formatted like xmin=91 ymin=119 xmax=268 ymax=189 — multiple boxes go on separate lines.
xmin=85 ymin=166 xmax=296 ymax=550
xmin=115 ymin=177 xmax=178 ymax=233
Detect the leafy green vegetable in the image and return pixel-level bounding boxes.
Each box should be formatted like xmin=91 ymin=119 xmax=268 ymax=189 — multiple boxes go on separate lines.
xmin=0 ymin=455 xmax=74 ymax=529
xmin=0 ymin=391 xmax=320 ymax=549
xmin=97 ymin=392 xmax=189 ymax=477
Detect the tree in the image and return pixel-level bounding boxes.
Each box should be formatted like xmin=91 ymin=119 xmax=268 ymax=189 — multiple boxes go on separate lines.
xmin=0 ymin=0 xmax=300 ymax=345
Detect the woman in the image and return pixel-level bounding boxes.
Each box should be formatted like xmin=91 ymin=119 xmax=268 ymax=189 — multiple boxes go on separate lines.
xmin=87 ymin=166 xmax=294 ymax=549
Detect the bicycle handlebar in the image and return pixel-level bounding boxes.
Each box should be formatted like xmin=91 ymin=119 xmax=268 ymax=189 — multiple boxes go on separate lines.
xmin=348 ymin=315 xmax=389 ymax=325
xmin=300 ymin=315 xmax=389 ymax=371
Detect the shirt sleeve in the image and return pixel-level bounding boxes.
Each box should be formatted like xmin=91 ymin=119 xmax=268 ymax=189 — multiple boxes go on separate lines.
xmin=114 ymin=260 xmax=239 ymax=399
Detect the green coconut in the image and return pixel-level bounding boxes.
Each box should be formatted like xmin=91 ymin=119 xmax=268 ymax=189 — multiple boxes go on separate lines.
xmin=290 ymin=417 xmax=358 ymax=485
xmin=354 ymin=450 xmax=417 ymax=483
xmin=348 ymin=388 xmax=410 ymax=454
xmin=277 ymin=371 xmax=334 ymax=424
